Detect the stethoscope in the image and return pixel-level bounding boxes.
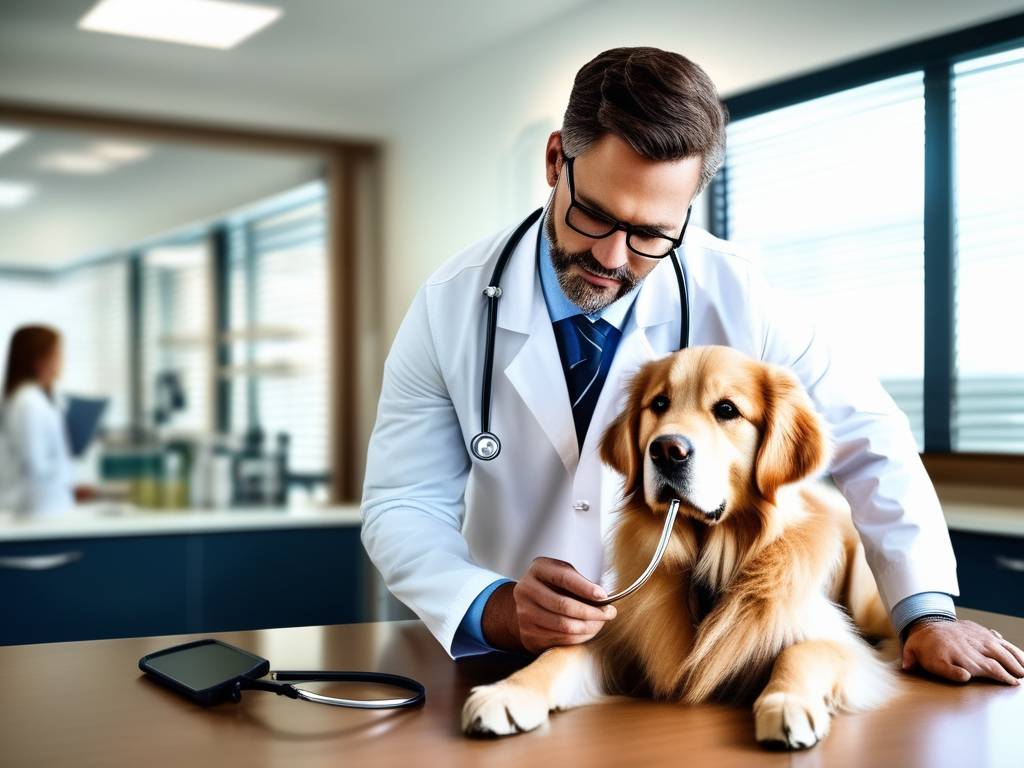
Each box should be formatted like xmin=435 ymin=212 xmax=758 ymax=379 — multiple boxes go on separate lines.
xmin=234 ymin=670 xmax=425 ymax=709
xmin=469 ymin=205 xmax=691 ymax=463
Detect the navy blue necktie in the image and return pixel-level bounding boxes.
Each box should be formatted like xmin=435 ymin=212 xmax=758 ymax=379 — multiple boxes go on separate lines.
xmin=552 ymin=315 xmax=621 ymax=451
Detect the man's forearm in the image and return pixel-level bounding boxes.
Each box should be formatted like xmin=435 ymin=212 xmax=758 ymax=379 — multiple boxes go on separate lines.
xmin=481 ymin=581 xmax=524 ymax=653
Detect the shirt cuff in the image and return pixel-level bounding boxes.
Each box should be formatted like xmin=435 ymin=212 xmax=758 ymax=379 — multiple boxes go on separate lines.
xmin=450 ymin=577 xmax=515 ymax=659
xmin=890 ymin=591 xmax=957 ymax=638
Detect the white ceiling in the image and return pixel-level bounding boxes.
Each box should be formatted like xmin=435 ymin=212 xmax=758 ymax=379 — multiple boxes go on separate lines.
xmin=1 ymin=0 xmax=1022 ymax=271
xmin=0 ymin=123 xmax=322 ymax=269
xmin=0 ymin=0 xmax=592 ymax=139
xmin=0 ymin=0 xmax=593 ymax=269
xmin=1 ymin=0 xmax=1020 ymax=139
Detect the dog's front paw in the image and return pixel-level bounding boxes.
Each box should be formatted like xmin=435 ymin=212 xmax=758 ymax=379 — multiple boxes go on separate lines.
xmin=461 ymin=681 xmax=549 ymax=736
xmin=753 ymin=691 xmax=830 ymax=750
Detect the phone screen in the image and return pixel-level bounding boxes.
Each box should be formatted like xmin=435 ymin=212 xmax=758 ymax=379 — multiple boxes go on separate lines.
xmin=145 ymin=642 xmax=264 ymax=691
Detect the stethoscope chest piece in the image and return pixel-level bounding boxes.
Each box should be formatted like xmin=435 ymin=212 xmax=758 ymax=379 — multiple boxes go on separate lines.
xmin=470 ymin=432 xmax=501 ymax=461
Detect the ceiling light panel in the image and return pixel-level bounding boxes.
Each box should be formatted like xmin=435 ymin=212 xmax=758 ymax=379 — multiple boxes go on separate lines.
xmin=0 ymin=181 xmax=36 ymax=208
xmin=92 ymin=141 xmax=151 ymax=163
xmin=0 ymin=128 xmax=29 ymax=158
xmin=38 ymin=152 xmax=114 ymax=175
xmin=78 ymin=0 xmax=282 ymax=50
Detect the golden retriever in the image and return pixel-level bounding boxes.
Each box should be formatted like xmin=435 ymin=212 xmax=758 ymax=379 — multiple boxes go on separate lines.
xmin=461 ymin=345 xmax=897 ymax=749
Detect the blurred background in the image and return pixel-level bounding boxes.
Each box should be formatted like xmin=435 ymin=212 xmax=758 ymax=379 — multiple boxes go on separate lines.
xmin=0 ymin=0 xmax=1021 ymax=644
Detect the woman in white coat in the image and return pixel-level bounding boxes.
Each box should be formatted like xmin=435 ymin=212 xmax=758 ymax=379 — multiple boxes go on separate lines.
xmin=0 ymin=324 xmax=76 ymax=515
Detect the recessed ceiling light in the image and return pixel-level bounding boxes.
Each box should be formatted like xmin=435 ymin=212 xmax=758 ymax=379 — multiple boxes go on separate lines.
xmin=0 ymin=181 xmax=36 ymax=209
xmin=92 ymin=141 xmax=151 ymax=163
xmin=0 ymin=128 xmax=28 ymax=157
xmin=38 ymin=152 xmax=114 ymax=175
xmin=78 ymin=0 xmax=282 ymax=50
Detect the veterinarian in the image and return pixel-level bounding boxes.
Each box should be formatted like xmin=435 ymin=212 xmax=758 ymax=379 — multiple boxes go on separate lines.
xmin=361 ymin=47 xmax=1024 ymax=686
xmin=0 ymin=324 xmax=76 ymax=516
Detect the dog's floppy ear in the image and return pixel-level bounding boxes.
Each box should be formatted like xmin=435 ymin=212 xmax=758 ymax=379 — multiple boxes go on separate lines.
xmin=754 ymin=363 xmax=831 ymax=504
xmin=599 ymin=361 xmax=656 ymax=498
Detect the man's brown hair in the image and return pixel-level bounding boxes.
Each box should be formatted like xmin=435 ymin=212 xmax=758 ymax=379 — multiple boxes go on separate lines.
xmin=561 ymin=47 xmax=729 ymax=196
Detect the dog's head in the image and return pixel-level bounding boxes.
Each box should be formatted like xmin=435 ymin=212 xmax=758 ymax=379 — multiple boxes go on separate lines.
xmin=599 ymin=345 xmax=831 ymax=525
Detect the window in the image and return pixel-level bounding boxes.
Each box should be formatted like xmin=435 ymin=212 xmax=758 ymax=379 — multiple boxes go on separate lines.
xmin=141 ymin=240 xmax=213 ymax=433
xmin=722 ymin=73 xmax=926 ymax=447
xmin=718 ymin=17 xmax=1024 ymax=459
xmin=226 ymin=181 xmax=329 ymax=474
xmin=0 ymin=178 xmax=331 ymax=487
xmin=60 ymin=260 xmax=131 ymax=429
xmin=952 ymin=46 xmax=1024 ymax=453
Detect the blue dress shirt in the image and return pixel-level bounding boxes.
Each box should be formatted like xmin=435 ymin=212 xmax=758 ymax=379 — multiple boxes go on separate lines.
xmin=449 ymin=213 xmax=955 ymax=658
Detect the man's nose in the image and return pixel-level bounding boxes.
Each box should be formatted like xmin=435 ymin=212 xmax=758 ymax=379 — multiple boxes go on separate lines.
xmin=590 ymin=230 xmax=630 ymax=272
xmin=649 ymin=434 xmax=693 ymax=473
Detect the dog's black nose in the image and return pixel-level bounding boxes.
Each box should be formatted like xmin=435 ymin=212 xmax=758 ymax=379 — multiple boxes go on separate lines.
xmin=649 ymin=435 xmax=692 ymax=470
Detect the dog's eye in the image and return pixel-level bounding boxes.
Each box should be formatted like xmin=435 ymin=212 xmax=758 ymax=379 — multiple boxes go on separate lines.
xmin=650 ymin=394 xmax=671 ymax=414
xmin=713 ymin=400 xmax=740 ymax=421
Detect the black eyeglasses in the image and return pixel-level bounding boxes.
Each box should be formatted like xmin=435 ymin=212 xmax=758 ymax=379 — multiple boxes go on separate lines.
xmin=562 ymin=154 xmax=692 ymax=259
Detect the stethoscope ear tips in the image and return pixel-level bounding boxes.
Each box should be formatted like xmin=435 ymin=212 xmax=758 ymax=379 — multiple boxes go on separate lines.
xmin=470 ymin=432 xmax=501 ymax=461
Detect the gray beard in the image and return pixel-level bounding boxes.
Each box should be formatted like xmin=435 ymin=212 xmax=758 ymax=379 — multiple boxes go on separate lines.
xmin=543 ymin=206 xmax=640 ymax=314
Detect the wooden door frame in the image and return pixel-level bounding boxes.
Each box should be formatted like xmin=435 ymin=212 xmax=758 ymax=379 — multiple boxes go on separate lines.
xmin=0 ymin=100 xmax=376 ymax=502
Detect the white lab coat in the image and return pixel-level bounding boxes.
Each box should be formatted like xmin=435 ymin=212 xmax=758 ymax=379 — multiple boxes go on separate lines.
xmin=0 ymin=383 xmax=75 ymax=515
xmin=360 ymin=213 xmax=959 ymax=660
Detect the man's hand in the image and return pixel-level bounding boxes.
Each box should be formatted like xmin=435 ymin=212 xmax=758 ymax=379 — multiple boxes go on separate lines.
xmin=902 ymin=618 xmax=1024 ymax=685
xmin=481 ymin=556 xmax=616 ymax=655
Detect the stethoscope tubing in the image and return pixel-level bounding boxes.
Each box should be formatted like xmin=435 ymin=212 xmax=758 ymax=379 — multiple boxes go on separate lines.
xmin=471 ymin=206 xmax=690 ymax=462
xmin=582 ymin=498 xmax=680 ymax=606
xmin=235 ymin=670 xmax=426 ymax=709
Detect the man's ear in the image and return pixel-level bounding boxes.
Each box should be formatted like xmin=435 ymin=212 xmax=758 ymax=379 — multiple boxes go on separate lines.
xmin=599 ymin=362 xmax=654 ymax=499
xmin=545 ymin=131 xmax=563 ymax=187
xmin=754 ymin=363 xmax=831 ymax=505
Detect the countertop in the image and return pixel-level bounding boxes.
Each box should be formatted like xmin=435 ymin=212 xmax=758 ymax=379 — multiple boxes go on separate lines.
xmin=0 ymin=502 xmax=362 ymax=541
xmin=1 ymin=608 xmax=1021 ymax=768
xmin=1 ymin=482 xmax=1021 ymax=542
xmin=936 ymin=483 xmax=1024 ymax=537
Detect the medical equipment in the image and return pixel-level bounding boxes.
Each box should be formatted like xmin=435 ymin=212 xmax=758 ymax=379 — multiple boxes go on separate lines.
xmin=584 ymin=498 xmax=680 ymax=606
xmin=139 ymin=639 xmax=425 ymax=709
xmin=470 ymin=207 xmax=691 ymax=462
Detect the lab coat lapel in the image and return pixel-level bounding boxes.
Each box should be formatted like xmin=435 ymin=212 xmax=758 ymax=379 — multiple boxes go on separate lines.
xmin=499 ymin=216 xmax=579 ymax=473
xmin=574 ymin=257 xmax=681 ymax=570
xmin=580 ymin=255 xmax=680 ymax=462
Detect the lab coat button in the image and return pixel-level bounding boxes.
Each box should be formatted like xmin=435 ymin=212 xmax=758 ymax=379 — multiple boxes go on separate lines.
xmin=572 ymin=500 xmax=590 ymax=512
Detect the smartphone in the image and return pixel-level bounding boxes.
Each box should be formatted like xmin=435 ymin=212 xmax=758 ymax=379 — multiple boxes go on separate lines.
xmin=139 ymin=639 xmax=270 ymax=706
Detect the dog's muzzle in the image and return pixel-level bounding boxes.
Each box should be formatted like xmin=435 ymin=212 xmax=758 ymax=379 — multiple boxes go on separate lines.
xmin=649 ymin=434 xmax=693 ymax=476
xmin=651 ymin=434 xmax=725 ymax=522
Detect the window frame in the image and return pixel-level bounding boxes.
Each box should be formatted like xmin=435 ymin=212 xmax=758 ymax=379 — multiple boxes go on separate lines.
xmin=712 ymin=11 xmax=1024 ymax=483
xmin=0 ymin=103 xmax=376 ymax=501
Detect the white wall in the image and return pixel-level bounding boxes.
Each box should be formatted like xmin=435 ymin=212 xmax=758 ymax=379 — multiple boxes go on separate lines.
xmin=375 ymin=0 xmax=1024 ymax=341
xmin=0 ymin=264 xmax=130 ymax=425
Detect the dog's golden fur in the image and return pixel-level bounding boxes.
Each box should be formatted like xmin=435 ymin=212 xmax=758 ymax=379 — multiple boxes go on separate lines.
xmin=462 ymin=346 xmax=898 ymax=748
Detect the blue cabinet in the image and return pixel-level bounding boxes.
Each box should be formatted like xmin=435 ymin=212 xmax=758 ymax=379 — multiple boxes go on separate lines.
xmin=0 ymin=535 xmax=190 ymax=644
xmin=197 ymin=527 xmax=367 ymax=633
xmin=0 ymin=526 xmax=368 ymax=645
xmin=950 ymin=529 xmax=1024 ymax=618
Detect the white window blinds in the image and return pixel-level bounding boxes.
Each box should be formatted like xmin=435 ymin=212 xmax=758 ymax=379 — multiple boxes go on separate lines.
xmin=59 ymin=260 xmax=131 ymax=429
xmin=723 ymin=72 xmax=927 ymax=448
xmin=226 ymin=182 xmax=329 ymax=473
xmin=952 ymin=45 xmax=1024 ymax=453
xmin=141 ymin=242 xmax=213 ymax=433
